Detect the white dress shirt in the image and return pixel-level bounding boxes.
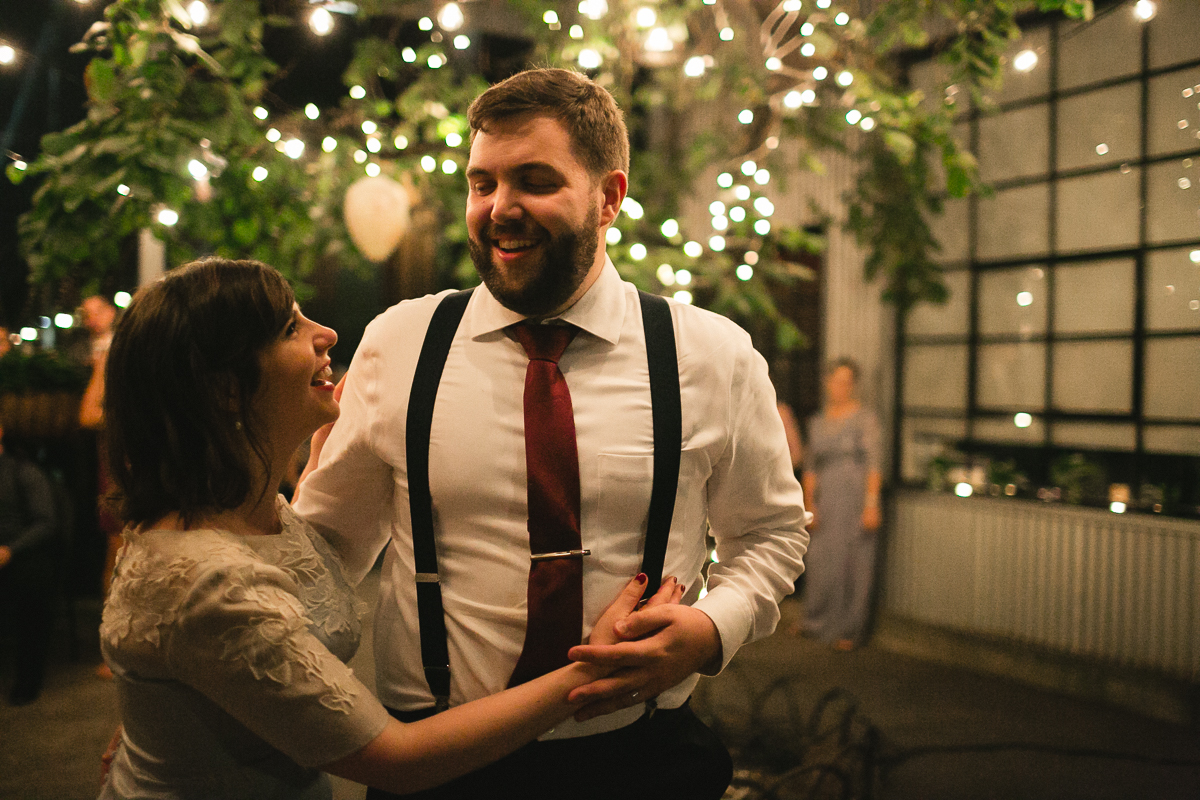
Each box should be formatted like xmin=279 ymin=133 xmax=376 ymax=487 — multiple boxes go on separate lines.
xmin=295 ymin=259 xmax=809 ymax=739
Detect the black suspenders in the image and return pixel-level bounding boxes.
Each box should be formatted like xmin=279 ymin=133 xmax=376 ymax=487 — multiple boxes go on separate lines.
xmin=404 ymin=288 xmax=681 ymax=710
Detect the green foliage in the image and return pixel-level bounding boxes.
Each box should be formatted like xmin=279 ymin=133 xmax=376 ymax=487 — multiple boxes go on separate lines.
xmin=0 ymin=350 xmax=89 ymax=394
xmin=11 ymin=0 xmax=1090 ymax=342
xmin=1051 ymin=452 xmax=1108 ymax=506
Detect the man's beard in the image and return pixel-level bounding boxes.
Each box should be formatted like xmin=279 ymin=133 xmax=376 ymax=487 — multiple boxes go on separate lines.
xmin=469 ymin=205 xmax=601 ymax=317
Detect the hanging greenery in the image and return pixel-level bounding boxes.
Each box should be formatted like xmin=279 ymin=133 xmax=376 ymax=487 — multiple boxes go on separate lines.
xmin=6 ymin=0 xmax=1091 ymax=340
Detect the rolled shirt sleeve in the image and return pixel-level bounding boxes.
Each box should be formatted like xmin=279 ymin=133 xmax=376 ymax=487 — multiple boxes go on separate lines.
xmin=689 ymin=321 xmax=811 ymax=674
xmin=294 ymin=313 xmax=402 ymax=584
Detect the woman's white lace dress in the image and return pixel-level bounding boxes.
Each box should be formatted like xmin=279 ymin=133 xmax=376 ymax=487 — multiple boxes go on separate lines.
xmin=98 ymin=500 xmax=390 ymax=800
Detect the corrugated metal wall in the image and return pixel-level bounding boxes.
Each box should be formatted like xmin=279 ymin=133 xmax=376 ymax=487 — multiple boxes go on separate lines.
xmin=884 ymin=490 xmax=1200 ymax=680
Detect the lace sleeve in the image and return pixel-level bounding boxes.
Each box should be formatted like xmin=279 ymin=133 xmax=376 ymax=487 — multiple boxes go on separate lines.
xmin=165 ymin=554 xmax=390 ymax=768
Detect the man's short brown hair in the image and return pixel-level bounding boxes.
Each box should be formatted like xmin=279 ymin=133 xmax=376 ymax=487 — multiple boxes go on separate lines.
xmin=468 ymin=67 xmax=630 ymax=178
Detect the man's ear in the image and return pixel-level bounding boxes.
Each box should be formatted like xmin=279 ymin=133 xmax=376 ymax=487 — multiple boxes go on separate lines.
xmin=598 ymin=170 xmax=628 ymax=228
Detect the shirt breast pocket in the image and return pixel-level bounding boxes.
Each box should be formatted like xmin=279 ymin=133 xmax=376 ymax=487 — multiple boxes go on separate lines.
xmin=590 ymin=453 xmax=655 ymax=576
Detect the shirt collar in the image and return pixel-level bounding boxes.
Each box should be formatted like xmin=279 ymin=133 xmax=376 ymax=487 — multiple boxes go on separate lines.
xmin=463 ymin=256 xmax=626 ymax=346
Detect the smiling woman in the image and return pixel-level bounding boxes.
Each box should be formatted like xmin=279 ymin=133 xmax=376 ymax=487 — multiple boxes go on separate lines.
xmin=93 ymin=256 xmax=675 ymax=799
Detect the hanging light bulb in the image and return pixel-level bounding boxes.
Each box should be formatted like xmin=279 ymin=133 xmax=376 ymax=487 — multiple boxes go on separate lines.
xmin=1013 ymin=49 xmax=1038 ymax=72
xmin=0 ymin=44 xmax=16 ymax=65
xmin=645 ymin=27 xmax=673 ymax=52
xmin=438 ymin=2 xmax=465 ymax=31
xmin=1133 ymin=0 xmax=1157 ymax=21
xmin=309 ymin=7 xmax=335 ymax=36
xmin=186 ymin=1 xmax=209 ymax=26
xmin=579 ymin=0 xmax=608 ymax=21
xmin=635 ymin=7 xmax=657 ymax=28
xmin=578 ymin=49 xmax=603 ymax=69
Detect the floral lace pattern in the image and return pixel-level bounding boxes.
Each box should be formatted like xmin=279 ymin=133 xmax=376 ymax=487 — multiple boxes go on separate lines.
xmin=101 ymin=499 xmax=367 ymax=715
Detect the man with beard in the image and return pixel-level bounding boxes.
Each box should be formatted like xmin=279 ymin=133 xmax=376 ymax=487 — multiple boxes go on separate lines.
xmin=295 ymin=68 xmax=808 ymax=800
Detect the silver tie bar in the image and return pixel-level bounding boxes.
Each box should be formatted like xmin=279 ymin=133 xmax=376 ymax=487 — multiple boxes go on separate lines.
xmin=530 ymin=549 xmax=591 ymax=562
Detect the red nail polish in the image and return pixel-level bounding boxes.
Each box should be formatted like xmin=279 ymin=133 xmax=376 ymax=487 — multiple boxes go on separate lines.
xmin=635 ymin=573 xmax=647 ymax=584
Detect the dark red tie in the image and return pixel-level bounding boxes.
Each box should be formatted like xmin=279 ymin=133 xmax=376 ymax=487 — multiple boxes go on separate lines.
xmin=507 ymin=322 xmax=584 ymax=687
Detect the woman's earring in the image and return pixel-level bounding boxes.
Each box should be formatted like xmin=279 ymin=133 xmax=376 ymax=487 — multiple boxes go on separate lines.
xmin=234 ymin=420 xmax=243 ymax=431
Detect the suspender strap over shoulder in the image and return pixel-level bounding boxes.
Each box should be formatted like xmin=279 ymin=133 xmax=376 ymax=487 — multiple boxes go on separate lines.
xmin=406 ymin=288 xmax=473 ymax=710
xmin=407 ymin=287 xmax=681 ymax=708
xmin=637 ymin=290 xmax=681 ymax=602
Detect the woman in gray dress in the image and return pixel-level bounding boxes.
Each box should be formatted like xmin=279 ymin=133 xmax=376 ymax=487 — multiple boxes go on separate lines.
xmin=800 ymin=358 xmax=882 ymax=651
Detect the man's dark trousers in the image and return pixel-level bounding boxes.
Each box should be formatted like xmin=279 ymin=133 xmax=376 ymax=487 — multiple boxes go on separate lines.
xmin=363 ymin=700 xmax=732 ymax=800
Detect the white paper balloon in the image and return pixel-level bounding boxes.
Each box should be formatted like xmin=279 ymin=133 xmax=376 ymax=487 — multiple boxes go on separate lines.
xmin=344 ymin=176 xmax=411 ymax=262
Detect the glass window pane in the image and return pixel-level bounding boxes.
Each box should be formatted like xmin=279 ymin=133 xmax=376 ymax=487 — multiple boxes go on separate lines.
xmin=1058 ymin=9 xmax=1141 ymax=90
xmin=974 ymin=415 xmax=1045 ymax=445
xmin=1146 ymin=247 xmax=1200 ymax=331
xmin=1148 ymin=66 xmax=1200 ymax=156
xmin=1057 ymin=84 xmax=1140 ymax=172
xmin=979 ymin=104 xmax=1049 ymax=183
xmin=978 ymin=185 xmax=1050 ymax=260
xmin=1052 ymin=422 xmax=1137 ymax=452
xmin=993 ymin=27 xmax=1051 ymax=104
xmin=901 ymin=416 xmax=966 ymax=484
xmin=1149 ymin=0 xmax=1200 ymax=70
xmin=908 ymin=270 xmax=970 ymax=337
xmin=1144 ymin=425 xmax=1200 ymax=456
xmin=1146 ymin=160 xmax=1200 ymax=244
xmin=1056 ymin=168 xmax=1141 ymax=253
xmin=979 ymin=267 xmax=1048 ymax=337
xmin=928 ymin=197 xmax=969 ymax=265
xmin=1052 ymin=340 xmax=1133 ymax=413
xmin=904 ymin=344 xmax=967 ymax=411
xmin=1054 ymin=259 xmax=1135 ymax=335
xmin=1144 ymin=336 xmax=1200 ymax=420
xmin=978 ymin=342 xmax=1046 ymax=410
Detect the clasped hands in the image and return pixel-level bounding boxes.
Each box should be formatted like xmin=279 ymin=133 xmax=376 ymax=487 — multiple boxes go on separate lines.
xmin=566 ymin=574 xmax=722 ymax=722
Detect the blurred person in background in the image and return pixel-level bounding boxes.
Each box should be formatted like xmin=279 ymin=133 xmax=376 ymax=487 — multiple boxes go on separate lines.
xmin=0 ymin=422 xmax=58 ymax=705
xmin=801 ymin=358 xmax=882 ymax=651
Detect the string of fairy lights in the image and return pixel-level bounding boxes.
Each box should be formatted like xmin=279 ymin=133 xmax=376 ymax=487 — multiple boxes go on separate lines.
xmin=0 ymin=0 xmax=1174 ymax=339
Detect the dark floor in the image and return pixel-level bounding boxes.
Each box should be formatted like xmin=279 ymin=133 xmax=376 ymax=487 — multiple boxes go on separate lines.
xmin=4 ymin=577 xmax=1199 ymax=800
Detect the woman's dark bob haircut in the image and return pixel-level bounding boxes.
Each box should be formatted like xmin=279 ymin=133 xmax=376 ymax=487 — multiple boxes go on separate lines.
xmin=104 ymin=258 xmax=294 ymax=528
